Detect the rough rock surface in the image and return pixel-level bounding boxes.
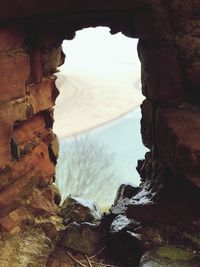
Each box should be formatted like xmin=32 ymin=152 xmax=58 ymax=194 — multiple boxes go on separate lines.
xmin=59 ymin=196 xmax=102 ymax=223
xmin=0 ymin=228 xmax=54 ymax=267
xmin=56 ymin=196 xmax=103 ymax=255
xmin=127 ymin=153 xmax=200 ymax=223
xmin=139 ymin=246 xmax=200 ymax=267
xmin=60 ymin=222 xmax=105 ymax=256
xmin=103 ymin=184 xmax=200 ymax=266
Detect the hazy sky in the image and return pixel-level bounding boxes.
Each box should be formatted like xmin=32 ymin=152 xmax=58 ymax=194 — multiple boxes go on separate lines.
xmin=61 ymin=27 xmax=140 ymax=74
xmin=55 ymin=27 xmax=145 ymax=205
xmin=54 ymin=27 xmax=143 ymax=137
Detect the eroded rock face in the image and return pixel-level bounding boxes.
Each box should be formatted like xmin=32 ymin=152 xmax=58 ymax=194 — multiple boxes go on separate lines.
xmin=127 ymin=153 xmax=200 ymax=223
xmin=0 ymin=22 xmax=63 ymax=235
xmin=102 ymin=184 xmax=200 ymax=266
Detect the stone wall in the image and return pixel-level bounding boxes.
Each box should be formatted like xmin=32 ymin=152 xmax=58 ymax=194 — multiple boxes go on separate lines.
xmin=0 ymin=24 xmax=61 ymax=232
xmin=127 ymin=0 xmax=200 ymax=222
xmin=0 ymin=0 xmax=199 ymax=258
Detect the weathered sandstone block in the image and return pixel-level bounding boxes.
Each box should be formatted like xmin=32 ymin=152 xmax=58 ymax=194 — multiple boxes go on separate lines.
xmin=0 ymin=51 xmax=30 ymax=103
xmin=0 ymin=122 xmax=12 ymax=167
xmin=138 ymin=40 xmax=183 ymax=104
xmin=29 ymin=50 xmax=42 ymax=84
xmin=169 ymin=0 xmax=200 ymax=36
xmin=156 ymin=105 xmax=200 ymax=188
xmin=0 ymin=207 xmax=30 ymax=232
xmin=176 ymin=35 xmax=200 ymax=61
xmin=27 ymin=186 xmax=56 ymax=216
xmin=41 ymin=46 xmax=63 ymax=77
xmin=0 ymin=98 xmax=33 ymax=168
xmin=0 ymin=139 xmax=55 ymax=190
xmin=0 ymin=141 xmax=55 ymax=219
xmin=127 ymin=155 xmax=200 ymax=222
xmin=0 ymin=97 xmax=32 ymax=124
xmin=132 ymin=3 xmax=172 ymax=40
xmin=12 ymin=113 xmax=48 ymax=155
xmin=0 ymin=25 xmax=26 ymax=51
xmin=0 ymin=169 xmax=42 ymax=218
xmin=28 ymin=77 xmax=59 ymax=113
xmin=0 ymin=75 xmax=58 ymax=167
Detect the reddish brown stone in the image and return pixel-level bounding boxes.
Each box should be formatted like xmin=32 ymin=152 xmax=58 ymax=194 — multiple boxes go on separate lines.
xmin=0 ymin=109 xmax=53 ymax=169
xmin=27 ymin=187 xmax=56 ymax=216
xmin=0 ymin=141 xmax=55 ymax=218
xmin=33 ymin=50 xmax=42 ymax=83
xmin=0 ymin=52 xmax=30 ymax=103
xmin=133 ymin=3 xmax=172 ymax=40
xmin=0 ymin=97 xmax=33 ymax=124
xmin=0 ymin=98 xmax=34 ymax=168
xmin=187 ymin=61 xmax=200 ymax=89
xmin=13 ymin=113 xmax=47 ymax=149
xmin=0 ymin=0 xmax=161 ymax=21
xmin=0 ymin=25 xmax=26 ymax=51
xmin=0 ymin=122 xmax=12 ymax=167
xmin=41 ymin=46 xmax=63 ymax=76
xmin=0 ymin=207 xmax=30 ymax=232
xmin=132 ymin=8 xmax=154 ymax=39
xmin=156 ymin=106 xmax=200 ymax=188
xmin=0 ymin=141 xmax=55 ymax=192
xmin=138 ymin=40 xmax=183 ymax=104
xmin=169 ymin=1 xmax=200 ymax=35
xmin=176 ymin=35 xmax=200 ymax=61
xmin=0 ymin=169 xmax=42 ymax=218
xmin=127 ymin=156 xmax=200 ymax=223
xmin=28 ymin=77 xmax=59 ymax=113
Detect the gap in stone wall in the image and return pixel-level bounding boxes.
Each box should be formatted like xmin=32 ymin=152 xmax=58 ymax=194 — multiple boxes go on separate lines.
xmin=53 ymin=27 xmax=148 ymax=208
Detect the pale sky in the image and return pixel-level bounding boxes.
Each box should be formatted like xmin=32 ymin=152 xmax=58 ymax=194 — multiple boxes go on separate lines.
xmin=60 ymin=27 xmax=140 ymax=75
xmin=54 ymin=27 xmax=143 ymax=137
xmin=55 ymin=27 xmax=145 ymax=205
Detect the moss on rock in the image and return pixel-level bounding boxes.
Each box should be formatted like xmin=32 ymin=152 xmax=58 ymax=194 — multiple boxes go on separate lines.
xmin=0 ymin=228 xmax=54 ymax=267
xmin=139 ymin=245 xmax=200 ymax=267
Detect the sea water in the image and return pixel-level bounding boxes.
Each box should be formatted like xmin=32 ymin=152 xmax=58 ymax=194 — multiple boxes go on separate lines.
xmin=55 ymin=107 xmax=148 ymax=207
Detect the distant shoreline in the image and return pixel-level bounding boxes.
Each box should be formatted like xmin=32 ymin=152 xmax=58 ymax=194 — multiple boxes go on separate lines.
xmin=58 ymin=103 xmax=141 ymax=140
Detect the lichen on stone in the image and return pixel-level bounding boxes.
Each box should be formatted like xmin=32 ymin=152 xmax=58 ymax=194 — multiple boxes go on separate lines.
xmin=0 ymin=228 xmax=54 ymax=267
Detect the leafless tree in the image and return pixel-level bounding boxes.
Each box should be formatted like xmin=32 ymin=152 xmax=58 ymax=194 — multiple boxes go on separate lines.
xmin=56 ymin=135 xmax=118 ymax=205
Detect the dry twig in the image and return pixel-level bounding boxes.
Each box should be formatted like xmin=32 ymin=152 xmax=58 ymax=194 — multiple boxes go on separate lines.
xmin=85 ymin=254 xmax=93 ymax=267
xmin=90 ymin=261 xmax=119 ymax=267
xmin=66 ymin=251 xmax=87 ymax=267
xmin=89 ymin=246 xmax=106 ymax=260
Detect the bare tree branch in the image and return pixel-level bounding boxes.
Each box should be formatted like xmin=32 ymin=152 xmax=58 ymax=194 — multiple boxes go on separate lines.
xmin=56 ymin=134 xmax=118 ymax=205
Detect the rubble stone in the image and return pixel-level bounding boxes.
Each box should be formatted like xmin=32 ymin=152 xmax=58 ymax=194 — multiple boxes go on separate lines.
xmin=60 ymin=196 xmax=102 ymax=224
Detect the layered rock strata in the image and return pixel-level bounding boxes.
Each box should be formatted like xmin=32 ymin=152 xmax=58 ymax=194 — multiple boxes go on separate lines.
xmin=0 ymin=23 xmax=63 ymax=233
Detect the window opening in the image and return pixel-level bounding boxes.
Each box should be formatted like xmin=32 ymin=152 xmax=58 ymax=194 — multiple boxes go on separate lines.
xmin=53 ymin=27 xmax=148 ymax=209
